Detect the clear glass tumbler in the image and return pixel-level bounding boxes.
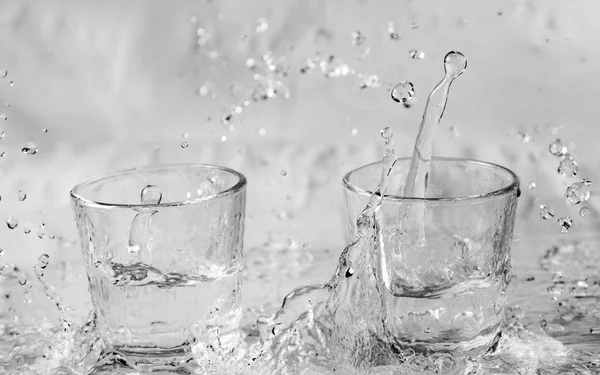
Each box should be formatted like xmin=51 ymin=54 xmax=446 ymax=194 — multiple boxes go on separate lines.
xmin=342 ymin=157 xmax=519 ymax=356
xmin=70 ymin=164 xmax=246 ymax=364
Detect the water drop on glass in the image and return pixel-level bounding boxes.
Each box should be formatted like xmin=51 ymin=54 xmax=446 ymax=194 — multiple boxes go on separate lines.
xmin=564 ymin=179 xmax=591 ymax=206
xmin=549 ymin=139 xmax=568 ymax=156
xmin=409 ymin=49 xmax=425 ymax=60
xmin=140 ymin=185 xmax=162 ymax=205
xmin=181 ymin=141 xmax=189 ymax=149
xmin=280 ymin=170 xmax=287 ymax=176
xmin=557 ymin=154 xmax=578 ymax=177
xmin=444 ymin=51 xmax=468 ymax=79
xmin=18 ymin=277 xmax=27 ymax=286
xmin=558 ymin=216 xmax=573 ymax=234
xmin=23 ymin=227 xmax=30 ymax=234
xmin=17 ymin=190 xmax=26 ymax=201
xmin=6 ymin=217 xmax=18 ymax=229
xmin=579 ymin=206 xmax=590 ymax=218
xmin=391 ymin=81 xmax=415 ymax=103
xmin=539 ymin=205 xmax=555 ymax=220
xmin=380 ymin=127 xmax=393 ymax=140
xmin=21 ymin=142 xmax=38 ymax=155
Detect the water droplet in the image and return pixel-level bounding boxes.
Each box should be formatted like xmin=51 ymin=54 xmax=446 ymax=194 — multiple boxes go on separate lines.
xmin=42 ymin=128 xmax=48 ymax=133
xmin=359 ymin=74 xmax=381 ymax=89
xmin=181 ymin=141 xmax=189 ymax=149
xmin=6 ymin=217 xmax=18 ymax=229
xmin=17 ymin=190 xmax=26 ymax=201
xmin=37 ymin=231 xmax=45 ymax=239
xmin=0 ymin=113 xmax=6 ymax=121
xmin=388 ymin=22 xmax=400 ymax=40
xmin=552 ymin=272 xmax=563 ymax=283
xmin=23 ymin=227 xmax=30 ymax=234
xmin=140 ymin=185 xmax=162 ymax=205
xmin=195 ymin=81 xmax=217 ymax=99
xmin=21 ymin=142 xmax=38 ymax=155
xmin=557 ymin=154 xmax=578 ymax=177
xmin=351 ymin=128 xmax=358 ymax=136
xmin=220 ymin=135 xmax=227 ymax=142
xmin=286 ymin=194 xmax=292 ymax=200
xmin=256 ymin=18 xmax=269 ymax=33
xmin=0 ymin=70 xmax=6 ymax=78
xmin=558 ymin=216 xmax=573 ymax=234
xmin=424 ymin=327 xmax=431 ymax=334
xmin=191 ymin=16 xmax=197 ymax=23
xmin=8 ymin=80 xmax=14 ymax=87
xmin=410 ymin=22 xmax=419 ymax=29
xmin=196 ymin=28 xmax=209 ymax=46
xmin=444 ymin=51 xmax=468 ymax=79
xmin=564 ymin=179 xmax=591 ymax=206
xmin=18 ymin=277 xmax=26 ymax=286
xmin=258 ymin=128 xmax=267 ymax=136
xmin=516 ymin=132 xmax=532 ymax=143
xmin=380 ymin=127 xmax=393 ymax=140
xmin=539 ymin=205 xmax=555 ymax=220
xmin=579 ymin=207 xmax=590 ymax=218
xmin=549 ymin=139 xmax=568 ymax=156
xmin=409 ymin=49 xmax=425 ymax=60
xmin=351 ymin=30 xmax=366 ymax=47
xmin=0 ymin=263 xmax=15 ymax=276
xmin=547 ymin=285 xmax=563 ymax=297
xmin=280 ymin=170 xmax=287 ymax=176
xmin=391 ymin=81 xmax=415 ymax=103
xmin=528 ymin=182 xmax=536 ymax=190
xmin=0 ymin=248 xmax=3 ymax=256
xmin=590 ymin=328 xmax=600 ymax=335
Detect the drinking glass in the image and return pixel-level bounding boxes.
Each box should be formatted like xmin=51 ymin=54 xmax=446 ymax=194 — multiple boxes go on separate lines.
xmin=342 ymin=157 xmax=519 ymax=356
xmin=70 ymin=164 xmax=246 ymax=365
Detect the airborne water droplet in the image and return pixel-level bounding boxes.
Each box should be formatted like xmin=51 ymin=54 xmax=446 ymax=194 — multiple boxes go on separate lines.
xmin=380 ymin=127 xmax=393 ymax=140
xmin=359 ymin=75 xmax=381 ymax=89
xmin=579 ymin=206 xmax=590 ymax=218
xmin=557 ymin=154 xmax=578 ymax=177
xmin=256 ymin=18 xmax=269 ymax=33
xmin=0 ymin=70 xmax=6 ymax=78
xmin=18 ymin=277 xmax=27 ymax=286
xmin=23 ymin=227 xmax=31 ymax=234
xmin=387 ymin=22 xmax=400 ymax=40
xmin=0 ymin=248 xmax=3 ymax=256
xmin=539 ymin=205 xmax=555 ymax=220
xmin=21 ymin=142 xmax=38 ymax=155
xmin=280 ymin=170 xmax=287 ymax=176
xmin=181 ymin=141 xmax=189 ymax=149
xmin=351 ymin=30 xmax=366 ymax=47
xmin=17 ymin=190 xmax=26 ymax=201
xmin=549 ymin=139 xmax=568 ymax=156
xmin=444 ymin=51 xmax=468 ymax=79
xmin=558 ymin=216 xmax=573 ymax=234
xmin=140 ymin=185 xmax=162 ymax=205
xmin=409 ymin=49 xmax=425 ymax=60
xmin=0 ymin=113 xmax=7 ymax=121
xmin=6 ymin=217 xmax=18 ymax=229
xmin=391 ymin=81 xmax=415 ymax=103
xmin=564 ymin=179 xmax=591 ymax=206
xmin=286 ymin=194 xmax=292 ymax=200
xmin=528 ymin=182 xmax=536 ymax=190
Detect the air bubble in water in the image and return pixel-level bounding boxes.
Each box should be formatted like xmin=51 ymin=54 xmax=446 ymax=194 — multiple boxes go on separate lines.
xmin=579 ymin=207 xmax=590 ymax=217
xmin=21 ymin=142 xmax=38 ymax=155
xmin=140 ymin=185 xmax=162 ymax=205
xmin=391 ymin=81 xmax=415 ymax=103
xmin=549 ymin=139 xmax=568 ymax=156
xmin=351 ymin=30 xmax=366 ymax=47
xmin=196 ymin=28 xmax=209 ymax=46
xmin=558 ymin=216 xmax=572 ymax=234
xmin=17 ymin=190 xmax=26 ymax=201
xmin=557 ymin=154 xmax=578 ymax=177
xmin=6 ymin=217 xmax=18 ymax=229
xmin=564 ymin=179 xmax=591 ymax=206
xmin=380 ymin=127 xmax=393 ymax=140
xmin=220 ymin=135 xmax=227 ymax=142
xmin=181 ymin=141 xmax=189 ymax=149
xmin=409 ymin=49 xmax=425 ymax=60
xmin=388 ymin=21 xmax=400 ymax=40
xmin=539 ymin=205 xmax=555 ymax=220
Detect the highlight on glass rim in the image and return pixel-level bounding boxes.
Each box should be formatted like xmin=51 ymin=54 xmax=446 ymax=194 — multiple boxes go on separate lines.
xmin=0 ymin=2 xmax=598 ymax=374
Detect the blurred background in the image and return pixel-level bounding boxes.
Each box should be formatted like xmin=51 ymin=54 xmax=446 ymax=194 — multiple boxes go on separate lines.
xmin=0 ymin=0 xmax=599 ymax=323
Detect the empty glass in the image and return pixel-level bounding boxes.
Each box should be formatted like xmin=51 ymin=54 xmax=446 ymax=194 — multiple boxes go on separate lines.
xmin=343 ymin=157 xmax=519 ymax=356
xmin=70 ymin=164 xmax=246 ymax=365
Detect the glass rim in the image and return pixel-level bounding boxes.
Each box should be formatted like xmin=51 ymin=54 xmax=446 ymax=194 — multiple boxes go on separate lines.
xmin=343 ymin=157 xmax=520 ymax=202
xmin=70 ymin=163 xmax=247 ymax=209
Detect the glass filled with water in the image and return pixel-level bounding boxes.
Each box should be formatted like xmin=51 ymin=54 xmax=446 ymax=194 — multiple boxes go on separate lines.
xmin=343 ymin=157 xmax=519 ymax=356
xmin=70 ymin=164 xmax=246 ymax=366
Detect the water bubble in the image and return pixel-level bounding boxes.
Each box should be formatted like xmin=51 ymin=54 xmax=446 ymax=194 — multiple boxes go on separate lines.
xmin=359 ymin=74 xmax=381 ymax=89
xmin=528 ymin=182 xmax=536 ymax=190
xmin=18 ymin=277 xmax=27 ymax=286
xmin=391 ymin=81 xmax=415 ymax=103
xmin=539 ymin=205 xmax=555 ymax=220
xmin=409 ymin=49 xmax=425 ymax=60
xmin=280 ymin=170 xmax=287 ymax=176
xmin=256 ymin=18 xmax=269 ymax=33
xmin=579 ymin=206 xmax=590 ymax=217
xmin=21 ymin=142 xmax=38 ymax=155
xmin=558 ymin=216 xmax=573 ymax=234
xmin=17 ymin=190 xmax=26 ymax=201
xmin=387 ymin=22 xmax=400 ymax=40
xmin=564 ymin=179 xmax=591 ymax=206
xmin=516 ymin=132 xmax=532 ymax=143
xmin=351 ymin=30 xmax=366 ymax=47
xmin=444 ymin=51 xmax=468 ymax=79
xmin=549 ymin=139 xmax=568 ymax=156
xmin=23 ymin=227 xmax=30 ymax=234
xmin=380 ymin=127 xmax=393 ymax=140
xmin=6 ymin=217 xmax=18 ymax=229
xmin=140 ymin=185 xmax=162 ymax=205
xmin=557 ymin=154 xmax=578 ymax=177
xmin=181 ymin=141 xmax=189 ymax=149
